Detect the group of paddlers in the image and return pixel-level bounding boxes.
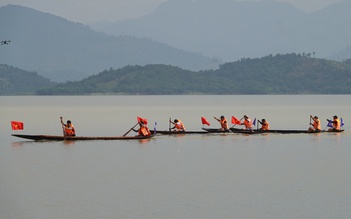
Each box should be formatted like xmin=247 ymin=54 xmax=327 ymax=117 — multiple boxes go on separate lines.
xmin=59 ymin=114 xmax=343 ymax=137
xmin=60 ymin=116 xmax=153 ymax=137
xmin=209 ymin=114 xmax=343 ymax=133
xmin=308 ymin=115 xmax=343 ymax=132
xmin=212 ymin=115 xmax=269 ymax=131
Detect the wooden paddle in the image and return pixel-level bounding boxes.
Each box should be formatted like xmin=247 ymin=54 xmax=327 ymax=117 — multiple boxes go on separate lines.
xmin=123 ymin=123 xmax=139 ymax=137
xmin=62 ymin=126 xmax=67 ymax=140
xmin=169 ymin=117 xmax=171 ymax=131
xmin=60 ymin=117 xmax=67 ymax=140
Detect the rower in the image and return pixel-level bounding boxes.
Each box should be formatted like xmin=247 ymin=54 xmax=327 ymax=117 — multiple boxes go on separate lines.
xmin=133 ymin=120 xmax=151 ymax=136
xmin=169 ymin=119 xmax=186 ymax=132
xmin=327 ymin=115 xmax=340 ymax=132
xmin=60 ymin=117 xmax=76 ymax=136
xmin=308 ymin=115 xmax=321 ymax=132
xmin=258 ymin=119 xmax=270 ymax=130
xmin=241 ymin=115 xmax=253 ymax=130
xmin=214 ymin=115 xmax=229 ymax=132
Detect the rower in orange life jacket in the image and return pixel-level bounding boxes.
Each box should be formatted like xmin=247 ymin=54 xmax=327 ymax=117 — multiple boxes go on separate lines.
xmin=258 ymin=118 xmax=270 ymax=130
xmin=308 ymin=115 xmax=321 ymax=132
xmin=133 ymin=121 xmax=151 ymax=136
xmin=214 ymin=115 xmax=228 ymax=131
xmin=60 ymin=116 xmax=76 ymax=136
xmin=241 ymin=115 xmax=253 ymax=130
xmin=327 ymin=115 xmax=340 ymax=131
xmin=170 ymin=119 xmax=186 ymax=132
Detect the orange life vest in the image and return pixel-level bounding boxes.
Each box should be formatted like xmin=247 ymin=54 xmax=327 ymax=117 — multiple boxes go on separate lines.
xmin=243 ymin=119 xmax=253 ymax=129
xmin=220 ymin=118 xmax=228 ymax=129
xmin=64 ymin=124 xmax=75 ymax=136
xmin=333 ymin=118 xmax=340 ymax=130
xmin=139 ymin=125 xmax=151 ymax=136
xmin=261 ymin=121 xmax=270 ymax=130
xmin=175 ymin=120 xmax=185 ymax=131
xmin=313 ymin=119 xmax=321 ymax=130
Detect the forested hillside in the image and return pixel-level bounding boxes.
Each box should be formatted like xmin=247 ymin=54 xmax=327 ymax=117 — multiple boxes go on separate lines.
xmin=0 ymin=64 xmax=54 ymax=95
xmin=35 ymin=54 xmax=351 ymax=95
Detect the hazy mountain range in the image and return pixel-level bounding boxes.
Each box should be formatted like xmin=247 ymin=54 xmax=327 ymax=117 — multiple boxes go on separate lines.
xmin=1 ymin=1 xmax=351 ymax=83
xmin=92 ymin=0 xmax=351 ymax=62
xmin=0 ymin=4 xmax=219 ymax=82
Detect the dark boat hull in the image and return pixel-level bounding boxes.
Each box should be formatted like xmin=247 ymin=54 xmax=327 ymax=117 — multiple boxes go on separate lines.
xmin=12 ymin=134 xmax=154 ymax=141
xmin=230 ymin=128 xmax=309 ymax=134
xmin=151 ymin=130 xmax=208 ymax=135
xmin=202 ymin=128 xmax=344 ymax=134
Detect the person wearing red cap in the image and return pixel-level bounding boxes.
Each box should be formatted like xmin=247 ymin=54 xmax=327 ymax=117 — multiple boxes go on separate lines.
xmin=133 ymin=120 xmax=151 ymax=136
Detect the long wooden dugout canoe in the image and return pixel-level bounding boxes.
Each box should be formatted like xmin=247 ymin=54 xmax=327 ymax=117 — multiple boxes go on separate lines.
xmin=151 ymin=130 xmax=208 ymax=135
xmin=12 ymin=134 xmax=154 ymax=141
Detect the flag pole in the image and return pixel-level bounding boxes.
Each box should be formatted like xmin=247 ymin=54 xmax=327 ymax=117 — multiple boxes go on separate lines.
xmin=231 ymin=116 xmax=243 ymax=128
xmin=324 ymin=118 xmax=331 ymax=131
xmin=154 ymin=122 xmax=157 ymax=134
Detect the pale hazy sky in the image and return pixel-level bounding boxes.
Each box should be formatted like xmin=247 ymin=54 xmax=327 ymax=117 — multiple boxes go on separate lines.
xmin=0 ymin=0 xmax=343 ymax=23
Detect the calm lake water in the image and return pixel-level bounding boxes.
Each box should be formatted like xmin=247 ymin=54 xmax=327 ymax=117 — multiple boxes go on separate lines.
xmin=1 ymin=95 xmax=351 ymax=219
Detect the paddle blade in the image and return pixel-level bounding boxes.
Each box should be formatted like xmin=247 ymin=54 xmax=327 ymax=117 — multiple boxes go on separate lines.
xmin=11 ymin=121 xmax=24 ymax=130
xmin=231 ymin=116 xmax=241 ymax=125
xmin=252 ymin=118 xmax=256 ymax=126
xmin=137 ymin=117 xmax=148 ymax=125
xmin=327 ymin=120 xmax=333 ymax=128
xmin=341 ymin=118 xmax=344 ymax=127
xmin=201 ymin=117 xmax=210 ymax=126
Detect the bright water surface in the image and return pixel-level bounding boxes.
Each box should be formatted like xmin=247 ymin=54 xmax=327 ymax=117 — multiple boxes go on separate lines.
xmin=1 ymin=95 xmax=351 ymax=219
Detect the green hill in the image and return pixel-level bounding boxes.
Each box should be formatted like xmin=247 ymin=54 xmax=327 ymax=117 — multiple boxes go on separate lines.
xmin=35 ymin=53 xmax=351 ymax=95
xmin=0 ymin=64 xmax=54 ymax=95
xmin=216 ymin=53 xmax=351 ymax=94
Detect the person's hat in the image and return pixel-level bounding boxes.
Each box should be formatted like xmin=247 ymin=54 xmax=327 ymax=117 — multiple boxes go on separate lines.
xmin=314 ymin=116 xmax=318 ymax=119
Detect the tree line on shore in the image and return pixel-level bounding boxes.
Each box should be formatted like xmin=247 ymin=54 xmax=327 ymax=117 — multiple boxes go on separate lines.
xmin=1 ymin=53 xmax=351 ymax=95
